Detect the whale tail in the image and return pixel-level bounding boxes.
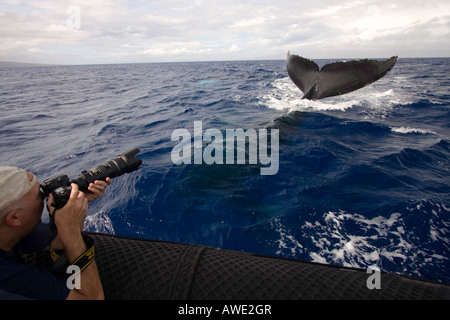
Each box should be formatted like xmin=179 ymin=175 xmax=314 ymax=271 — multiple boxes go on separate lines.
xmin=287 ymin=54 xmax=398 ymax=100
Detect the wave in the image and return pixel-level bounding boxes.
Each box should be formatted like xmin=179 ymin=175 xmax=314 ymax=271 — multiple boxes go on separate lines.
xmin=390 ymin=126 xmax=437 ymax=135
xmin=377 ymin=140 xmax=450 ymax=188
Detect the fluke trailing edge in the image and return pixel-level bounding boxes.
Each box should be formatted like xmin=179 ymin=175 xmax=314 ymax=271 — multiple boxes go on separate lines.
xmin=286 ymin=53 xmax=398 ymax=100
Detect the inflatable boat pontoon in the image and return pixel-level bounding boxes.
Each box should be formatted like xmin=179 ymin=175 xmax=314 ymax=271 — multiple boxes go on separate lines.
xmin=26 ymin=232 xmax=450 ymax=300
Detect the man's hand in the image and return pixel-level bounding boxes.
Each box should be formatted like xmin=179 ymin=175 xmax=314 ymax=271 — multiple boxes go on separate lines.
xmin=47 ymin=183 xmax=104 ymax=300
xmin=85 ymin=178 xmax=111 ymax=202
xmin=47 ymin=183 xmax=88 ymax=234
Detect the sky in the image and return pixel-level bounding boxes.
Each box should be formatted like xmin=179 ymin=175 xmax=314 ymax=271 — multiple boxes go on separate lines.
xmin=1 ymin=0 xmax=449 ymax=65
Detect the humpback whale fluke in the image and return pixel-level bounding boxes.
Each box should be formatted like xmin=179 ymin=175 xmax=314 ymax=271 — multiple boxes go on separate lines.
xmin=287 ymin=54 xmax=398 ymax=100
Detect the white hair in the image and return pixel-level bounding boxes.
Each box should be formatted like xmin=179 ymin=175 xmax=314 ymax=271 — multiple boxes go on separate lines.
xmin=0 ymin=197 xmax=27 ymax=224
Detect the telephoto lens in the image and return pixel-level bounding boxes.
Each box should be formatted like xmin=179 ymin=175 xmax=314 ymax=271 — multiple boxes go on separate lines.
xmin=71 ymin=148 xmax=142 ymax=189
xmin=41 ymin=148 xmax=142 ymax=209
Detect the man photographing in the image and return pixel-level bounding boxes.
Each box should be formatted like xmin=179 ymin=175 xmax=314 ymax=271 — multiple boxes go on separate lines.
xmin=0 ymin=166 xmax=110 ymax=300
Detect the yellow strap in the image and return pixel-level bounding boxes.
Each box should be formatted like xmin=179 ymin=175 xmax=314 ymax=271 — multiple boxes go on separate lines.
xmin=49 ymin=246 xmax=60 ymax=262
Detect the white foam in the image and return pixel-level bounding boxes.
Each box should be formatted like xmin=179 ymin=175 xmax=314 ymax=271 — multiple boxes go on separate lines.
xmin=270 ymin=218 xmax=304 ymax=257
xmin=390 ymin=126 xmax=437 ymax=135
xmin=310 ymin=252 xmax=327 ymax=264
xmin=261 ymin=78 xmax=356 ymax=112
xmin=306 ymin=211 xmax=407 ymax=268
xmin=268 ymin=207 xmax=449 ymax=279
xmin=261 ymin=76 xmax=416 ymax=116
xmin=294 ymin=210 xmax=402 ymax=267
xmin=84 ymin=210 xmax=115 ymax=234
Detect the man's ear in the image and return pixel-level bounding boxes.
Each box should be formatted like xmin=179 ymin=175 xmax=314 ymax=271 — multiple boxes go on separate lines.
xmin=5 ymin=210 xmax=22 ymax=227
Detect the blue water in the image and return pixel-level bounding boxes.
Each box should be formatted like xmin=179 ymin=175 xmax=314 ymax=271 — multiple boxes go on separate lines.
xmin=1 ymin=58 xmax=449 ymax=283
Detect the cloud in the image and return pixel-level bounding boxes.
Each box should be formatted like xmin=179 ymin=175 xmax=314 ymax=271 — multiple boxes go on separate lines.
xmin=0 ymin=0 xmax=449 ymax=64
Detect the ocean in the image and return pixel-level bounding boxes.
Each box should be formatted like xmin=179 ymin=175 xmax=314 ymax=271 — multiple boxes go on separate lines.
xmin=1 ymin=58 xmax=449 ymax=283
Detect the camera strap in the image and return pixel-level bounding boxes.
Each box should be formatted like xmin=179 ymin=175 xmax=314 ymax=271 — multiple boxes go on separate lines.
xmin=49 ymin=232 xmax=96 ymax=274
xmin=47 ymin=204 xmax=59 ymax=261
xmin=47 ymin=205 xmax=96 ymax=273
xmin=71 ymin=234 xmax=95 ymax=273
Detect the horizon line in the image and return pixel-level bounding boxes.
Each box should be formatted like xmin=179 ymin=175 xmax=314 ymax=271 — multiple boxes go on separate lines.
xmin=1 ymin=56 xmax=449 ymax=67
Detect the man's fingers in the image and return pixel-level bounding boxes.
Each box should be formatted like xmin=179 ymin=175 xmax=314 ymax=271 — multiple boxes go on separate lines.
xmin=69 ymin=183 xmax=87 ymax=204
xmin=69 ymin=183 xmax=79 ymax=199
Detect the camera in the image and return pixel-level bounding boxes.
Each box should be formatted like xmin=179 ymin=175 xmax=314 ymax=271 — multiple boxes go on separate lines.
xmin=41 ymin=148 xmax=142 ymax=209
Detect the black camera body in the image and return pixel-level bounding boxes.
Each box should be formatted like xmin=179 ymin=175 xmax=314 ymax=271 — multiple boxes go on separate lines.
xmin=41 ymin=174 xmax=72 ymax=209
xmin=41 ymin=148 xmax=142 ymax=209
